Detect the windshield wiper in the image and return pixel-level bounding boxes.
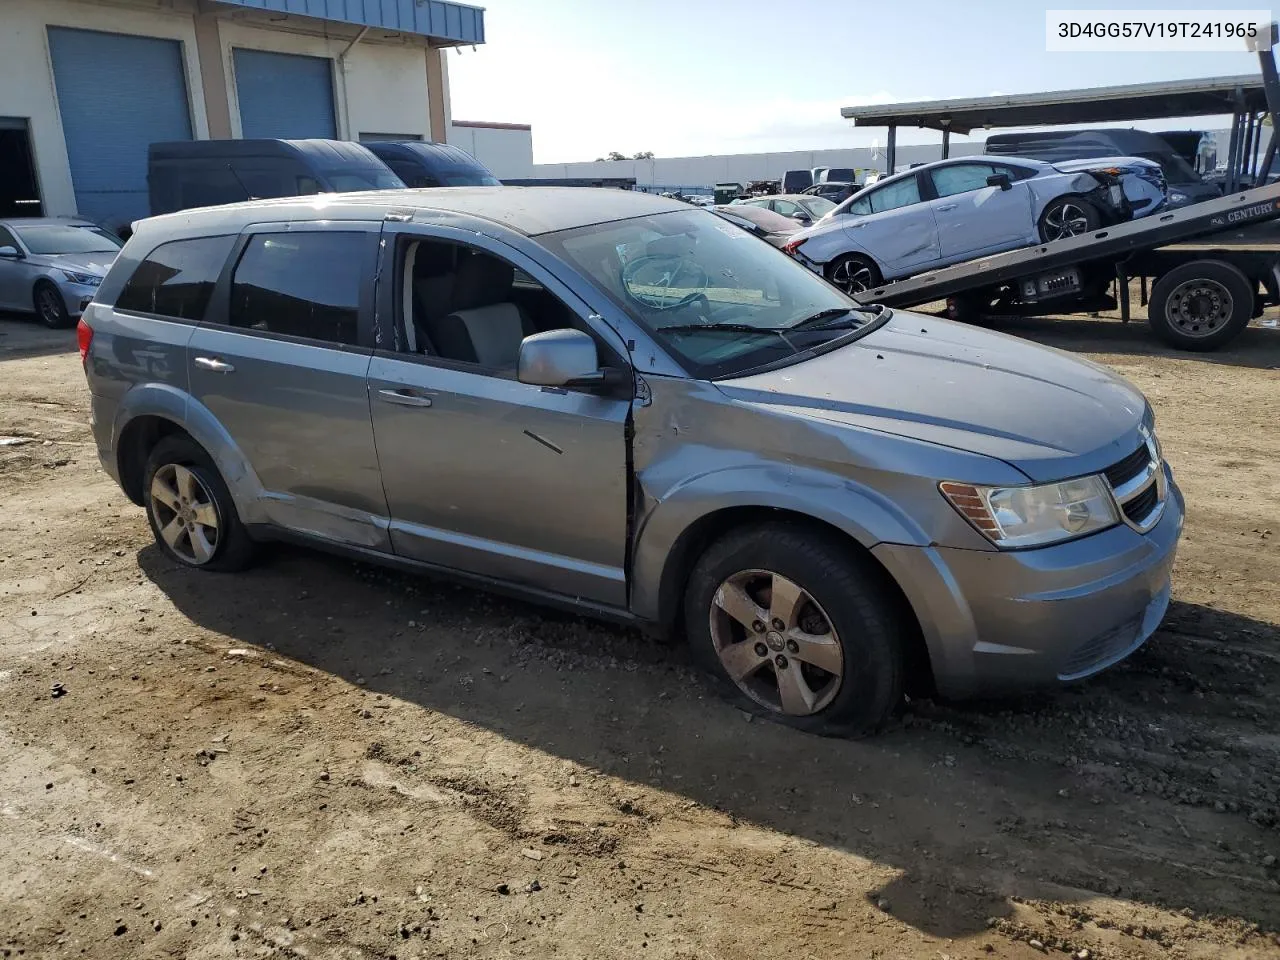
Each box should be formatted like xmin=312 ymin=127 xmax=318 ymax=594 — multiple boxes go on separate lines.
xmin=791 ymin=303 xmax=891 ymax=331
xmin=655 ymin=322 xmax=799 ymax=350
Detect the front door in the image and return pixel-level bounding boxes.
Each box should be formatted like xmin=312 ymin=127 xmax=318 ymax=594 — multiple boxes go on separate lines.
xmin=187 ymin=221 xmax=389 ymax=550
xmin=367 ymin=227 xmax=632 ymax=607
xmin=929 ymin=162 xmax=1035 ymax=262
xmin=0 ymin=225 xmax=26 ymax=310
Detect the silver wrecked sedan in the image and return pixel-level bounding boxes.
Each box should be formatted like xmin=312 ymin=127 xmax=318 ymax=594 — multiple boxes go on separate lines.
xmin=82 ymin=189 xmax=1182 ymax=736
xmin=0 ymin=218 xmax=122 ymax=327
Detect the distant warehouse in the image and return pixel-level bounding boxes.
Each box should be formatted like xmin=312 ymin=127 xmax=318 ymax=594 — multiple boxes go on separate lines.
xmin=0 ymin=0 xmax=530 ymax=230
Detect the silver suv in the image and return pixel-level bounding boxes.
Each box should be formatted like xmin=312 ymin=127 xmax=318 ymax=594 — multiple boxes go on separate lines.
xmin=81 ymin=189 xmax=1183 ymax=736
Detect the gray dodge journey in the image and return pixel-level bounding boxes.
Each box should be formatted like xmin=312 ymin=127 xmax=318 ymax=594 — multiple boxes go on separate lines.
xmin=80 ymin=188 xmax=1183 ymax=736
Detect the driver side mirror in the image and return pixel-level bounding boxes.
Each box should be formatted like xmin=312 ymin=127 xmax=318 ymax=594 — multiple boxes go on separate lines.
xmin=986 ymin=173 xmax=1013 ymax=191
xmin=0 ymin=245 xmax=22 ymax=259
xmin=790 ymin=211 xmax=811 ymax=223
xmin=517 ymin=329 xmax=629 ymax=392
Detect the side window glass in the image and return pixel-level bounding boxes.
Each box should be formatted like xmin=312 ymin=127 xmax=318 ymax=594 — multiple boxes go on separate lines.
xmin=773 ymin=200 xmax=799 ymax=216
xmin=848 ymin=196 xmax=872 ymax=216
xmin=0 ymin=226 xmax=18 ymax=248
xmin=297 ymin=176 xmax=321 ymax=195
xmin=931 ymin=163 xmax=1000 ymax=198
xmin=866 ymin=177 xmax=922 ymax=214
xmin=400 ymin=239 xmax=582 ymax=372
xmin=229 ymin=232 xmax=364 ymax=346
xmin=115 ymin=235 xmax=236 ymax=320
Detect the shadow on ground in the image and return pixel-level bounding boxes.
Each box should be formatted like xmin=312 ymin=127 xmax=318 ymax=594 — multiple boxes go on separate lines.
xmin=0 ymin=315 xmax=77 ymax=362
xmin=138 ymin=542 xmax=1280 ymax=940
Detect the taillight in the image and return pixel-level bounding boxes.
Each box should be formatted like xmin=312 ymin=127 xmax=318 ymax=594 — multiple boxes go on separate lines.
xmin=781 ymin=237 xmax=804 ymax=256
xmin=76 ymin=317 xmax=93 ymax=367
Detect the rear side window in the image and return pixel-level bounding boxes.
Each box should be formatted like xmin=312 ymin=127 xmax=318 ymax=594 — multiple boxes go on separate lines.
xmin=228 ymin=232 xmax=364 ymax=346
xmin=115 ymin=235 xmax=235 ymax=320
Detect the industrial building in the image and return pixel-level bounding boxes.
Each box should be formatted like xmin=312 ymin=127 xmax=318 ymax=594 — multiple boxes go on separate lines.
xmin=0 ymin=0 xmax=531 ymax=230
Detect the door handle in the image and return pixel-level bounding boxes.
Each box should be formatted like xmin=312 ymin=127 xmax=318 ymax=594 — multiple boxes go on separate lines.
xmin=194 ymin=356 xmax=235 ymax=373
xmin=936 ymin=204 xmax=958 ymax=212
xmin=377 ymin=388 xmax=433 ymax=408
xmin=848 ymin=221 xmax=867 ymax=228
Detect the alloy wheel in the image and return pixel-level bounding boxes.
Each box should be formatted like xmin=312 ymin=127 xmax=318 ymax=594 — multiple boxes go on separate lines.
xmin=1042 ymin=202 xmax=1090 ymax=241
xmin=829 ymin=259 xmax=875 ymax=294
xmin=708 ymin=569 xmax=844 ymax=716
xmin=37 ymin=288 xmax=64 ymax=326
xmin=1165 ymin=279 xmax=1233 ymax=339
xmin=149 ymin=463 xmax=220 ymax=565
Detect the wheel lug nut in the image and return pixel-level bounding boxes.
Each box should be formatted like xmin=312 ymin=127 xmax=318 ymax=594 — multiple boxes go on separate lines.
xmin=754 ymin=643 xmax=768 ymax=657
xmin=751 ymin=620 xmax=765 ymax=633
xmin=771 ymin=618 xmax=784 ymax=631
xmin=786 ymin=639 xmax=799 ymax=653
xmin=774 ymin=655 xmax=788 ymax=669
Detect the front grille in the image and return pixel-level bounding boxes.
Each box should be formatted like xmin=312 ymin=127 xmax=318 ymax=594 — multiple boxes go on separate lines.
xmin=1123 ymin=482 xmax=1160 ymax=525
xmin=1104 ymin=444 xmax=1149 ymax=487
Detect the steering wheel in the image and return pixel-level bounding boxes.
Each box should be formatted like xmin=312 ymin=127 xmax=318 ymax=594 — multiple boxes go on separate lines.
xmin=620 ymin=255 xmax=710 ymax=312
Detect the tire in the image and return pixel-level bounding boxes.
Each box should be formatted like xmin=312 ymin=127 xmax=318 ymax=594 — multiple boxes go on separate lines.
xmin=1146 ymin=260 xmax=1253 ymax=351
xmin=683 ymin=522 xmax=905 ymax=737
xmin=1038 ymin=196 xmax=1103 ymax=242
xmin=143 ymin=435 xmax=256 ymax=572
xmin=33 ymin=281 xmax=72 ymax=329
xmin=825 ymin=254 xmax=882 ymax=296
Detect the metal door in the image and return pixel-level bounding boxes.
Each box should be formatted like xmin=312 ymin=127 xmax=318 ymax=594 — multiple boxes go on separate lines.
xmin=233 ymin=49 xmax=337 ymax=140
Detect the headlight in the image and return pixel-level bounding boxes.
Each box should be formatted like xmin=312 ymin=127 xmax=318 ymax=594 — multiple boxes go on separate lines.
xmin=940 ymin=475 xmax=1119 ymax=548
xmin=61 ymin=270 xmax=102 ymax=286
xmin=1169 ymin=192 xmax=1188 ymax=204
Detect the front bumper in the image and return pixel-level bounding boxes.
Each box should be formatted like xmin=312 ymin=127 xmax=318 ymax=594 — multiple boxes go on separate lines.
xmin=873 ymin=466 xmax=1184 ymax=699
xmin=58 ymin=280 xmax=99 ymax=318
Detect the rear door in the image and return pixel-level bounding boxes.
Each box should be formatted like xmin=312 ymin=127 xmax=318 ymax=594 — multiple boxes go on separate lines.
xmin=0 ymin=225 xmax=23 ymax=309
xmin=188 ymin=222 xmax=389 ymax=550
xmin=842 ymin=174 xmax=939 ymax=277
xmin=928 ymin=162 xmax=1036 ymax=261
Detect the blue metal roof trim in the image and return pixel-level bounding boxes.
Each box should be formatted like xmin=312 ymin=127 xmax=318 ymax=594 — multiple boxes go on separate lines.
xmin=214 ymin=0 xmax=485 ymax=44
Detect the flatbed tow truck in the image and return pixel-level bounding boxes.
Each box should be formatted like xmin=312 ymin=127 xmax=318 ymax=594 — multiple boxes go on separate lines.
xmin=853 ymin=181 xmax=1280 ymax=350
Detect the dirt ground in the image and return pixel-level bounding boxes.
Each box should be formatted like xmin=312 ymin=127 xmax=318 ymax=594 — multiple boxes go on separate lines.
xmin=1 ymin=305 xmax=1278 ymax=960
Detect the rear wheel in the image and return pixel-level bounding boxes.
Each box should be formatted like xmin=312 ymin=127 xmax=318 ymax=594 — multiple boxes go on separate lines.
xmin=825 ymin=254 xmax=882 ymax=295
xmin=33 ymin=281 xmax=71 ymax=329
xmin=1038 ymin=197 xmax=1102 ymax=242
xmin=143 ymin=435 xmax=256 ymax=571
xmin=1147 ymin=260 xmax=1253 ymax=351
xmin=684 ymin=522 xmax=905 ymax=737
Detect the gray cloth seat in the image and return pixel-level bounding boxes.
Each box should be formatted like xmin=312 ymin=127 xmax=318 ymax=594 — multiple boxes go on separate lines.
xmin=426 ymin=252 xmax=534 ymax=367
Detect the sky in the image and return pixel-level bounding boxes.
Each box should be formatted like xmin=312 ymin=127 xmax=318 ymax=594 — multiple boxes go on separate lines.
xmin=446 ymin=0 xmax=1269 ymax=163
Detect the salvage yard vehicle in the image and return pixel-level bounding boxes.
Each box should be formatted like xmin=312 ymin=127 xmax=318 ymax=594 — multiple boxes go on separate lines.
xmin=711 ymin=204 xmax=804 ymax=247
xmin=81 ymin=188 xmax=1182 ymax=736
xmin=786 ymin=155 xmax=1167 ymax=295
xmin=736 ymin=193 xmax=837 ymax=224
xmin=0 ymin=217 xmax=122 ymax=328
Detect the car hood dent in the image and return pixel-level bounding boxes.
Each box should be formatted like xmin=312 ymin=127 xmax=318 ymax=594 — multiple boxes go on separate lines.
xmin=715 ymin=314 xmax=1148 ymax=482
xmin=25 ymin=252 xmax=116 ymax=276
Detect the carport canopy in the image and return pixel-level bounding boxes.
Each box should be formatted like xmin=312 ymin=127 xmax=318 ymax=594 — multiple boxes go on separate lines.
xmin=840 ymin=75 xmax=1267 ymax=134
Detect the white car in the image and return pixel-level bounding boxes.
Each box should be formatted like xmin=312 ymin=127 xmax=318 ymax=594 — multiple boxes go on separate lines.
xmin=783 ymin=155 xmax=1166 ymax=293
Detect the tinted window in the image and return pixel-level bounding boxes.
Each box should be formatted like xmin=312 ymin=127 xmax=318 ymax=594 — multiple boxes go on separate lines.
xmin=0 ymin=226 xmax=17 ymax=248
xmin=116 ymin=235 xmax=235 ymax=320
xmin=866 ymin=177 xmax=921 ymax=213
xmin=229 ymin=232 xmax=364 ymax=345
xmin=179 ymin=168 xmax=248 ymax=209
xmin=930 ymin=163 xmax=1003 ymax=198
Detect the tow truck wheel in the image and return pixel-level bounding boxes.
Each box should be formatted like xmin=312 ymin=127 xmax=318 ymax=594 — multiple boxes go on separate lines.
xmin=1038 ymin=197 xmax=1102 ymax=242
xmin=1147 ymin=260 xmax=1253 ymax=351
xmin=825 ymin=254 xmax=882 ymax=295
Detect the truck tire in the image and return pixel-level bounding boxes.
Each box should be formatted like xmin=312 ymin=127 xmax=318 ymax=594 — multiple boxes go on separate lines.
xmin=1147 ymin=259 xmax=1253 ymax=351
xmin=683 ymin=522 xmax=905 ymax=738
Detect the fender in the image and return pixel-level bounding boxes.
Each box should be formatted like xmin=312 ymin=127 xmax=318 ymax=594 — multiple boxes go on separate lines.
xmin=112 ymin=382 xmax=268 ymax=523
xmin=628 ymin=461 xmax=931 ymax=622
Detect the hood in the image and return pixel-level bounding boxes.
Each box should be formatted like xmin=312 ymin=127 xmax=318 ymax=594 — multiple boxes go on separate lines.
xmin=715 ymin=314 xmax=1149 ymax=483
xmin=27 ymin=251 xmax=117 ymax=277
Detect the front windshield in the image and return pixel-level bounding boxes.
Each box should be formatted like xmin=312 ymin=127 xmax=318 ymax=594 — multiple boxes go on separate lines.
xmin=323 ymin=169 xmax=405 ymax=192
xmin=540 ymin=208 xmax=880 ymax=378
xmin=438 ymin=168 xmax=502 ymax=186
xmin=13 ymin=224 xmax=122 ymax=255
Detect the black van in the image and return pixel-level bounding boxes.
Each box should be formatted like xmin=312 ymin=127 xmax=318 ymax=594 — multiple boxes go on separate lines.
xmin=984 ymin=128 xmax=1221 ymax=207
xmin=148 ymin=139 xmax=405 ymax=217
xmin=362 ymin=140 xmax=500 ymax=187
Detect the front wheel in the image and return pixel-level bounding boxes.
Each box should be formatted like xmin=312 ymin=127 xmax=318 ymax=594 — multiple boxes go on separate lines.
xmin=684 ymin=523 xmax=905 ymax=737
xmin=33 ymin=281 xmax=72 ymax=329
xmin=1038 ymin=197 xmax=1102 ymax=242
xmin=825 ymin=254 xmax=882 ymax=295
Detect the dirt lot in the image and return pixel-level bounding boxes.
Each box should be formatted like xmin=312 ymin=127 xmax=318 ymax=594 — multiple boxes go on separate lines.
xmin=2 ymin=308 xmax=1278 ymax=960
